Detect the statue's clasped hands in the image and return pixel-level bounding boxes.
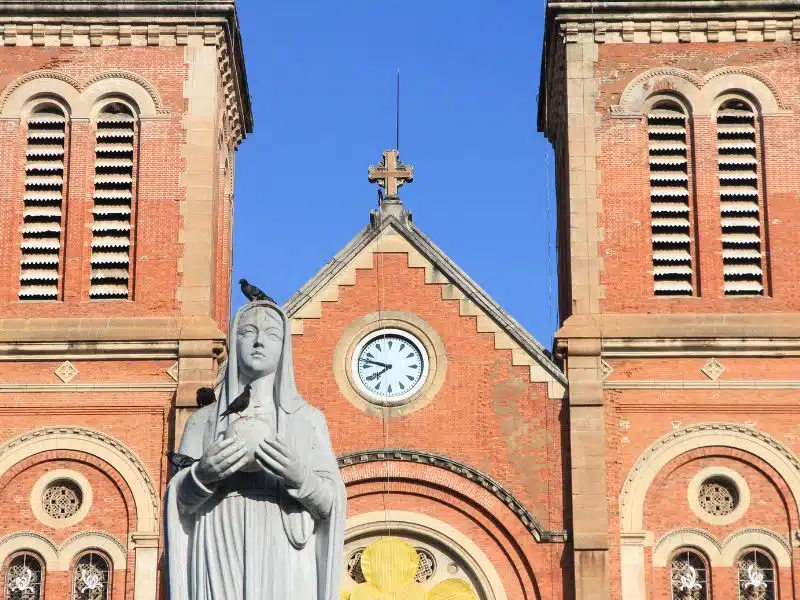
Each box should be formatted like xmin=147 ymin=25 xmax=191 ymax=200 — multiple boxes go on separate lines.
xmin=256 ymin=437 xmax=308 ymax=489
xmin=195 ymin=438 xmax=249 ymax=486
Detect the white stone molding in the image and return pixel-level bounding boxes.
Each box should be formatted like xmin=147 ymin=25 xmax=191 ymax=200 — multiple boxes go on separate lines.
xmin=0 ymin=427 xmax=158 ymax=533
xmin=84 ymin=70 xmax=165 ymax=117
xmin=0 ymin=340 xmax=179 ymax=361
xmin=687 ymin=466 xmax=751 ymax=526
xmin=605 ymin=380 xmax=800 ymax=390
xmin=558 ymin=17 xmax=800 ymax=45
xmin=652 ymin=527 xmax=791 ymax=568
xmin=601 ymin=336 xmax=800 ymax=357
xmin=612 ymin=66 xmax=790 ymax=118
xmin=720 ymin=528 xmax=791 ymax=567
xmin=345 ymin=510 xmax=507 ymax=600
xmin=652 ymin=528 xmax=722 ymax=567
xmin=0 ymin=383 xmax=177 ymax=393
xmin=620 ymin=423 xmax=800 ymax=533
xmin=57 ymin=531 xmax=127 ymax=570
xmin=0 ymin=530 xmax=126 ymax=571
xmin=0 ymin=532 xmax=58 ymax=570
xmin=0 ymin=69 xmax=164 ymax=119
xmin=29 ymin=469 xmax=93 ymax=529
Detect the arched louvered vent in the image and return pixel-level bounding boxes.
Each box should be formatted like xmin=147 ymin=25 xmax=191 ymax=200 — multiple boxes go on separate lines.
xmin=91 ymin=103 xmax=136 ymax=299
xmin=716 ymin=99 xmax=764 ymax=295
xmin=19 ymin=105 xmax=67 ymax=300
xmin=648 ymin=102 xmax=693 ymax=296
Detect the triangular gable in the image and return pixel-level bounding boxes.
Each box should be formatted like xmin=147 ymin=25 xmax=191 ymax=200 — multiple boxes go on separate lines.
xmin=284 ymin=214 xmax=567 ymax=399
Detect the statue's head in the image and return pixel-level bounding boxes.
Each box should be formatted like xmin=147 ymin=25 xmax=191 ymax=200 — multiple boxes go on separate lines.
xmin=236 ymin=304 xmax=283 ymax=381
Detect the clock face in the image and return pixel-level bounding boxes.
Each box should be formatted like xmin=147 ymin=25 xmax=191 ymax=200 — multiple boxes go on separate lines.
xmin=351 ymin=328 xmax=429 ymax=405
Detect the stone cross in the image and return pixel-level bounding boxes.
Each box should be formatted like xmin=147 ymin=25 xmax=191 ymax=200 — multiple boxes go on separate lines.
xmin=368 ymin=150 xmax=414 ymax=198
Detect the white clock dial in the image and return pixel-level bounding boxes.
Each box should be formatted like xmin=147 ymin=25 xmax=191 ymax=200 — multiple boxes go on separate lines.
xmin=351 ymin=328 xmax=429 ymax=405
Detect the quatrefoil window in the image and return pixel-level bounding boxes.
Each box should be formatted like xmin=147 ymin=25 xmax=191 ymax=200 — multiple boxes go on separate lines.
xmin=42 ymin=479 xmax=83 ymax=520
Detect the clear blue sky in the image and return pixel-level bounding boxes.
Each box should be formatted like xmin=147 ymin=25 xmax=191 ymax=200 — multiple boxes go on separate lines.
xmin=232 ymin=2 xmax=559 ymax=348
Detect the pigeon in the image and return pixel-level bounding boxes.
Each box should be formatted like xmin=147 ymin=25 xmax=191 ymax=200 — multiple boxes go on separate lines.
xmin=219 ymin=384 xmax=251 ymax=420
xmin=166 ymin=451 xmax=198 ymax=471
xmin=239 ymin=279 xmax=276 ymax=304
xmin=196 ymin=387 xmax=216 ymax=407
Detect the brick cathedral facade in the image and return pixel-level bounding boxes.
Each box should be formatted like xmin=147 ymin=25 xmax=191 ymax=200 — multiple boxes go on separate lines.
xmin=1 ymin=1 xmax=800 ymax=600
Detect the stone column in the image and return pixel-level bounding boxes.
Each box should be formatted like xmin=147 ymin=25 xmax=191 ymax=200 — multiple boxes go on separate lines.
xmin=563 ymin=31 xmax=609 ymax=600
xmin=130 ymin=532 xmax=160 ymax=600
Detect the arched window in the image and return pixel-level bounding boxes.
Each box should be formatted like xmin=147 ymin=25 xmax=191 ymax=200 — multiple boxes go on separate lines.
xmin=343 ymin=534 xmax=483 ymax=599
xmin=19 ymin=103 xmax=68 ymax=301
xmin=4 ymin=552 xmax=43 ymax=600
xmin=71 ymin=552 xmax=110 ymax=600
xmin=738 ymin=549 xmax=776 ymax=600
xmin=716 ymin=98 xmax=765 ymax=296
xmin=90 ymin=102 xmax=137 ymax=300
xmin=670 ymin=549 xmax=709 ymax=600
xmin=648 ymin=100 xmax=695 ymax=296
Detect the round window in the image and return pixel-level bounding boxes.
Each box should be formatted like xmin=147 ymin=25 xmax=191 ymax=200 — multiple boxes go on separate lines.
xmin=42 ymin=479 xmax=83 ymax=520
xmin=697 ymin=476 xmax=739 ymax=517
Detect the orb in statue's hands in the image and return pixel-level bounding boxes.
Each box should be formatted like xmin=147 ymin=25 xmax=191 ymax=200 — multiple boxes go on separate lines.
xmin=224 ymin=416 xmax=276 ymax=472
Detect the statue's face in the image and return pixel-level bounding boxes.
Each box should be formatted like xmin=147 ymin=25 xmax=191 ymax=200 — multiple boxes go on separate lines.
xmin=236 ymin=307 xmax=283 ymax=380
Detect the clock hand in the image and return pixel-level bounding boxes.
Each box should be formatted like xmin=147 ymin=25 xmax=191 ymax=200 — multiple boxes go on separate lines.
xmin=366 ymin=366 xmax=390 ymax=381
xmin=360 ymin=359 xmax=391 ymax=369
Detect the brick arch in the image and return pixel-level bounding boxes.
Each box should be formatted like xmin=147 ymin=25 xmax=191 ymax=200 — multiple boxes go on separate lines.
xmin=612 ymin=66 xmax=790 ymax=117
xmin=342 ymin=458 xmax=564 ymax=600
xmin=617 ymin=423 xmax=800 ymax=600
xmin=0 ymin=451 xmax=137 ymax=533
xmin=0 ymin=427 xmax=157 ymax=533
xmin=620 ymin=423 xmax=800 ymax=533
xmin=645 ymin=446 xmax=795 ymax=532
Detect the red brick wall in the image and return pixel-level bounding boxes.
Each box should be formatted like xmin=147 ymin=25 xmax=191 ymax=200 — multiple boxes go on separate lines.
xmin=596 ymin=42 xmax=800 ymax=312
xmin=291 ymin=252 xmax=567 ymax=597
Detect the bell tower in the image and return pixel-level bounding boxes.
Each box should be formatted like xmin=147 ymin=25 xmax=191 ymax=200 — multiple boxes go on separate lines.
xmin=541 ymin=1 xmax=800 ymax=599
xmin=0 ymin=2 xmax=251 ymax=600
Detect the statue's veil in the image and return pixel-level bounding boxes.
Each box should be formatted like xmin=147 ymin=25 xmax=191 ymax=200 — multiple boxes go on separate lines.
xmin=212 ymin=300 xmax=305 ymax=441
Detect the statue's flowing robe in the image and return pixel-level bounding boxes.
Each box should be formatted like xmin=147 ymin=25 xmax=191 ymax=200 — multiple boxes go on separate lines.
xmin=164 ymin=301 xmax=346 ymax=600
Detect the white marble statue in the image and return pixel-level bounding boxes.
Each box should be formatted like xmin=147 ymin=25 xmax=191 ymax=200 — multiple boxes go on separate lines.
xmin=165 ymin=300 xmax=346 ymax=600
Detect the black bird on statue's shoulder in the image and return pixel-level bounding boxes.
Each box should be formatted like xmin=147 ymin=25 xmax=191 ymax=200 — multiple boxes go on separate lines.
xmin=196 ymin=387 xmax=216 ymax=407
xmin=219 ymin=384 xmax=251 ymax=420
xmin=239 ymin=279 xmax=276 ymax=304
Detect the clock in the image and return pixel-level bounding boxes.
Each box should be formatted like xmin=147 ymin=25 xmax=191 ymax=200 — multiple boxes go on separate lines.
xmin=351 ymin=328 xmax=429 ymax=406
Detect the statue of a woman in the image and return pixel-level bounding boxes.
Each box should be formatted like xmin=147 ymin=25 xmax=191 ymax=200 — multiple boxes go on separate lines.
xmin=165 ymin=301 xmax=346 ymax=600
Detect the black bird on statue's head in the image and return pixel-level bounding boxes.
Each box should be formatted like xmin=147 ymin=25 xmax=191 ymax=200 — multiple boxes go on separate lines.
xmin=239 ymin=279 xmax=276 ymax=304
xmin=196 ymin=387 xmax=216 ymax=407
xmin=219 ymin=383 xmax=251 ymax=420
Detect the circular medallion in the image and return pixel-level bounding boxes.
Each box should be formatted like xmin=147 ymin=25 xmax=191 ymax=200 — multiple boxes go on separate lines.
xmin=351 ymin=328 xmax=429 ymax=406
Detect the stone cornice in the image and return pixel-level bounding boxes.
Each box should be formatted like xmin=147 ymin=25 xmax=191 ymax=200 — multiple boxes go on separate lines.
xmin=0 ymin=316 xmax=226 ymax=344
xmin=556 ymin=314 xmax=800 ymax=346
xmin=601 ymin=337 xmax=800 ymax=357
xmin=0 ymin=4 xmax=252 ymax=146
xmin=557 ymin=15 xmax=800 ymax=44
xmin=339 ymin=449 xmax=568 ymax=544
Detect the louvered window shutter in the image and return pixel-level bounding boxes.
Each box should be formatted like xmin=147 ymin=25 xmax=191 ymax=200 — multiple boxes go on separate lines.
xmin=648 ymin=102 xmax=694 ymax=296
xmin=19 ymin=106 xmax=67 ymax=300
xmin=91 ymin=103 xmax=136 ymax=299
xmin=716 ymin=100 xmax=764 ymax=295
